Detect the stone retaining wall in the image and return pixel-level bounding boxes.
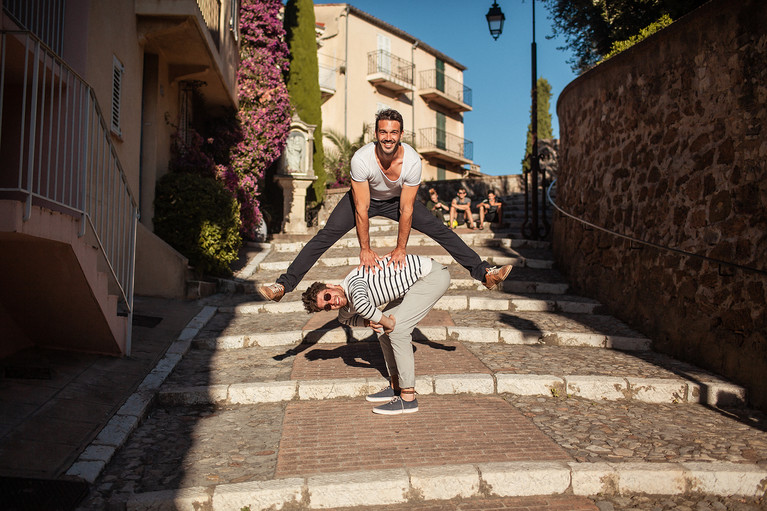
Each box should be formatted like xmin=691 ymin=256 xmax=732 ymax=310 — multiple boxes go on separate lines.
xmin=554 ymin=0 xmax=767 ymax=408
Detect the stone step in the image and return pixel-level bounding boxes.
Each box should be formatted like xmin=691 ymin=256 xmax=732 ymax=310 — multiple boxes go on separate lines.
xmin=268 ymin=232 xmax=552 ymax=252
xmin=160 ymin=371 xmax=743 ymax=408
xmin=161 ymin=338 xmax=742 ymax=406
xmin=122 ymin=461 xmax=767 ymax=511
xmin=191 ymin=323 xmax=650 ymax=352
xmin=220 ymin=292 xmax=602 ymax=315
xmin=257 ymin=252 xmax=554 ymax=272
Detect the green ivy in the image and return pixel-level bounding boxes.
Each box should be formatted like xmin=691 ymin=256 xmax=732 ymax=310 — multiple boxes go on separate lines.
xmin=599 ymin=15 xmax=674 ymax=63
xmin=153 ymin=173 xmax=242 ymax=277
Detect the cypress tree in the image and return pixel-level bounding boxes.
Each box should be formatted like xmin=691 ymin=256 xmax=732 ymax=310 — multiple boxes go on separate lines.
xmin=522 ymin=77 xmax=553 ymax=174
xmin=284 ymin=0 xmax=326 ymax=203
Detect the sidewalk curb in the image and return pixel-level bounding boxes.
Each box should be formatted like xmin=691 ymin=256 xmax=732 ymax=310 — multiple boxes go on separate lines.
xmin=124 ymin=461 xmax=767 ymax=510
xmin=64 ymin=305 xmax=218 ymax=484
xmin=157 ymin=373 xmax=747 ymax=407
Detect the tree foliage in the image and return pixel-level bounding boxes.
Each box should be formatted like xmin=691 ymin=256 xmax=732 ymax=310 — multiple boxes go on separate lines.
xmin=522 ymin=77 xmax=553 ymax=174
xmin=324 ymin=126 xmax=369 ymax=189
xmin=600 ymin=14 xmax=674 ymax=63
xmin=543 ymin=0 xmax=708 ymax=72
xmin=284 ymin=0 xmax=326 ymax=203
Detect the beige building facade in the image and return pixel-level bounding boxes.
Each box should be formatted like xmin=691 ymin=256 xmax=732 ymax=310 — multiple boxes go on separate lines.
xmin=0 ymin=0 xmax=240 ymax=356
xmin=314 ymin=4 xmax=477 ymax=181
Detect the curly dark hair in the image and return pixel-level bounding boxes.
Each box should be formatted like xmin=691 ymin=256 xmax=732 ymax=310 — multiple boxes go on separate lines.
xmin=375 ymin=108 xmax=403 ymax=133
xmin=301 ymin=282 xmax=327 ymax=313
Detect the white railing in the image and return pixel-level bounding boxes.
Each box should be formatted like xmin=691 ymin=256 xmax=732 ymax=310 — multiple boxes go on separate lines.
xmin=0 ymin=31 xmax=138 ymax=352
xmin=3 ymin=0 xmax=65 ymax=55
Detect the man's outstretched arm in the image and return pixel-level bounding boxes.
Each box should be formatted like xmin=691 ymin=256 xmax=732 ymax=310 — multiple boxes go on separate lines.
xmin=386 ymin=184 xmax=418 ymax=269
xmin=351 ymin=179 xmax=381 ymax=272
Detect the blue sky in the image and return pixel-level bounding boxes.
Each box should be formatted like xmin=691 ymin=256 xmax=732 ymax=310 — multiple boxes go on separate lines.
xmin=314 ymin=0 xmax=579 ymax=176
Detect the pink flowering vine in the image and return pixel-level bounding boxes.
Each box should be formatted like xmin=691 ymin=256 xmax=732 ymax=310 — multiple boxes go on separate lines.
xmin=216 ymin=0 xmax=292 ymax=238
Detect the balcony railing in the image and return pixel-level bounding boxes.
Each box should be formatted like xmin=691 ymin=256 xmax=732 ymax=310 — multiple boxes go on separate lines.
xmin=418 ymin=127 xmax=473 ymax=162
xmin=197 ymin=0 xmax=222 ymax=48
xmin=3 ymin=0 xmax=65 ymax=54
xmin=0 ymin=31 xmax=138 ymax=348
xmin=419 ymin=69 xmax=472 ymax=108
xmin=367 ymin=50 xmax=414 ymax=91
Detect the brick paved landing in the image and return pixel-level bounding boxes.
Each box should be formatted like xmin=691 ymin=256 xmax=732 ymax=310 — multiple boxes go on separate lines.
xmin=290 ymin=340 xmax=491 ymax=380
xmin=325 ymin=495 xmax=599 ymax=511
xmin=275 ymin=396 xmax=570 ymax=478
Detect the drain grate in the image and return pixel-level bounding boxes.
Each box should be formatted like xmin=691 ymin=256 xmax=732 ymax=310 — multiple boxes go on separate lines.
xmin=0 ymin=477 xmax=90 ymax=510
xmin=132 ymin=314 xmax=163 ymax=328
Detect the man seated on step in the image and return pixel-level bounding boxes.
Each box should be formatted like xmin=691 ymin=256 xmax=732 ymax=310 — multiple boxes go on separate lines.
xmin=301 ymin=254 xmax=451 ymax=415
xmin=477 ymin=190 xmax=503 ymax=230
xmin=449 ymin=188 xmax=477 ymax=230
xmin=258 ymin=108 xmax=512 ymax=303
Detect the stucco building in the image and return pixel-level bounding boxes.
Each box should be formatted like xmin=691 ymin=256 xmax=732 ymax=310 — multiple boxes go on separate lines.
xmin=314 ymin=3 xmax=477 ymax=181
xmin=0 ymin=0 xmax=240 ymax=357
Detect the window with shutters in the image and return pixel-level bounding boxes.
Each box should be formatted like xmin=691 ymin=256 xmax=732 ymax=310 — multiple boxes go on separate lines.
xmin=111 ymin=56 xmax=124 ymax=136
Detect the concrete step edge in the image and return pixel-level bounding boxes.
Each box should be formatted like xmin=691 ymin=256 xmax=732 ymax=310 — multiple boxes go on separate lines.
xmin=257 ymin=255 xmax=554 ymax=272
xmin=192 ymin=327 xmax=651 ymax=351
xmin=222 ymin=279 xmax=570 ymax=296
xmin=123 ymin=460 xmax=767 ymax=510
xmin=220 ymin=295 xmax=601 ymax=315
xmin=158 ymin=373 xmax=746 ymax=407
xmin=268 ymin=235 xmax=552 ymax=252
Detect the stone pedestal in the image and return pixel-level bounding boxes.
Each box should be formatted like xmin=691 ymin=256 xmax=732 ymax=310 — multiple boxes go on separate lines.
xmin=274 ymin=113 xmax=317 ymax=234
xmin=276 ymin=175 xmax=316 ymax=234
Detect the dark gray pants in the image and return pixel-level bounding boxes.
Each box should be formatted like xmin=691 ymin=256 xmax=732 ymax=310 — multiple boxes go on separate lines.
xmin=276 ymin=191 xmax=490 ymax=292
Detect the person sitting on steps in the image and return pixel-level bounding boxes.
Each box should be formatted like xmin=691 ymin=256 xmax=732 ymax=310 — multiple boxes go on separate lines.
xmin=478 ymin=190 xmax=503 ymax=230
xmin=449 ymin=188 xmax=476 ymax=230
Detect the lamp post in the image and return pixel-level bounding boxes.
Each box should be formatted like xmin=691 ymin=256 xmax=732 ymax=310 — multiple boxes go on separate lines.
xmin=486 ymin=0 xmax=546 ymax=241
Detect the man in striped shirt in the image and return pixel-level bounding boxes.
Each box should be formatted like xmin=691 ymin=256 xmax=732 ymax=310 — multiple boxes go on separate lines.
xmin=302 ymin=254 xmax=450 ymax=415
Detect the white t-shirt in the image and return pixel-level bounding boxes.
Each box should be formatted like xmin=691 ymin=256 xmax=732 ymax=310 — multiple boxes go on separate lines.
xmin=350 ymin=142 xmax=422 ymax=200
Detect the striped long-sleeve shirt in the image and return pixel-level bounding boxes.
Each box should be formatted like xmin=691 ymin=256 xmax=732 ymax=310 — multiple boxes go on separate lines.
xmin=337 ymin=254 xmax=433 ymax=326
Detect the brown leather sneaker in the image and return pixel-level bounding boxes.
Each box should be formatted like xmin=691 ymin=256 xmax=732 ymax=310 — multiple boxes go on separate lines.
xmin=258 ymin=283 xmax=285 ymax=302
xmin=483 ymin=265 xmax=512 ymax=290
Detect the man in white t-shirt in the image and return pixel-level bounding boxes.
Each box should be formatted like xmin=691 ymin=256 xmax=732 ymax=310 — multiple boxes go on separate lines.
xmin=258 ymin=109 xmax=511 ymax=302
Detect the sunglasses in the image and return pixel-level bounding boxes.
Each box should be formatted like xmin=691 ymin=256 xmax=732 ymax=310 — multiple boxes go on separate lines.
xmin=322 ymin=292 xmax=332 ymax=311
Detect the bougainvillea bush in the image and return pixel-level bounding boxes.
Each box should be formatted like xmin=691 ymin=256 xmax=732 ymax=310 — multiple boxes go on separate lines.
xmin=226 ymin=0 xmax=292 ymax=238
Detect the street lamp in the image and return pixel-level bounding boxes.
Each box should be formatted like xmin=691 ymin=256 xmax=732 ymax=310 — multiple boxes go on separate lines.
xmin=485 ymin=2 xmax=505 ymax=41
xmin=485 ymin=0 xmax=547 ymax=241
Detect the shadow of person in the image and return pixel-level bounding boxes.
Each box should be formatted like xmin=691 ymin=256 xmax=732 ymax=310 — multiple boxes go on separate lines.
xmin=303 ymin=342 xmax=389 ymax=377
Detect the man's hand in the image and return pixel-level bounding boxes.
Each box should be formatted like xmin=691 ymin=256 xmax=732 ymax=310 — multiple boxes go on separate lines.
xmin=358 ymin=247 xmax=383 ymax=273
xmin=384 ymin=246 xmax=407 ymax=270
xmin=378 ymin=314 xmax=396 ymax=334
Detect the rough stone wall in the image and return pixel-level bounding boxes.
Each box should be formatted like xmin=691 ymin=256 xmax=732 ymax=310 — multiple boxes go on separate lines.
xmin=554 ymin=0 xmax=767 ymax=408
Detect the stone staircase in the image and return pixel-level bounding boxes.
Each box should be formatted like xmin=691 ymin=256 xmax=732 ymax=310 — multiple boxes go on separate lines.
xmin=79 ymin=200 xmax=767 ymax=510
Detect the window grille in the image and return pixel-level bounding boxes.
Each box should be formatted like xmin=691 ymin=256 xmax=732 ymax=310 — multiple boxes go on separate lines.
xmin=111 ymin=56 xmax=124 ymax=136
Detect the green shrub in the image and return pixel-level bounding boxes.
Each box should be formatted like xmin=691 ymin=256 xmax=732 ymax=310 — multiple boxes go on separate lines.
xmin=600 ymin=15 xmax=674 ymax=63
xmin=153 ymin=172 xmax=242 ymax=277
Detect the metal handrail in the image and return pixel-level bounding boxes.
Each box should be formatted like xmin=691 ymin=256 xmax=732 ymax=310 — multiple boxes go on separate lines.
xmin=547 ymin=179 xmax=767 ymax=276
xmin=0 ymin=30 xmax=139 ymax=350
